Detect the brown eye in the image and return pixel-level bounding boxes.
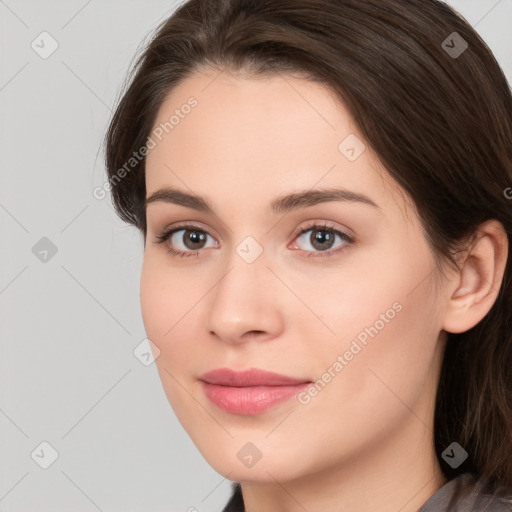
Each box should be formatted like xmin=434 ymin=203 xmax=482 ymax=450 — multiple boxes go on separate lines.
xmin=308 ymin=229 xmax=336 ymax=251
xmin=154 ymin=224 xmax=217 ymax=257
xmin=180 ymin=229 xmax=208 ymax=250
xmin=293 ymin=223 xmax=354 ymax=258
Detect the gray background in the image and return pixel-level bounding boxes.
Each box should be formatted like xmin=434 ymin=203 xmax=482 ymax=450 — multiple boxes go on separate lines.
xmin=1 ymin=1 xmax=511 ymax=511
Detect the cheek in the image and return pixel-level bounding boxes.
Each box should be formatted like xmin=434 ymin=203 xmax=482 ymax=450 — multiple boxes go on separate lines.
xmin=140 ymin=256 xmax=166 ymax=343
xmin=139 ymin=254 xmax=206 ymax=368
xmin=140 ymin=255 xmax=187 ymax=354
xmin=139 ymin=256 xmax=200 ymax=417
xmin=140 ymin=252 xmax=190 ymax=329
xmin=302 ymin=251 xmax=441 ymax=412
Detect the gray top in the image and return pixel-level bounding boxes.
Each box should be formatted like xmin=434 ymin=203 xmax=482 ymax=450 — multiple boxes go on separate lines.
xmin=418 ymin=472 xmax=511 ymax=512
xmin=222 ymin=473 xmax=512 ymax=511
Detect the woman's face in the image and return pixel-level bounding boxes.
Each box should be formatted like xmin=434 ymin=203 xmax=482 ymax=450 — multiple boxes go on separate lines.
xmin=141 ymin=69 xmax=449 ymax=483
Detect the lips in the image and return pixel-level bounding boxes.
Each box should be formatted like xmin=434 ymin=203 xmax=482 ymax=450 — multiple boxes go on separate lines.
xmin=198 ymin=368 xmax=313 ymax=415
xmin=198 ymin=367 xmax=311 ymax=387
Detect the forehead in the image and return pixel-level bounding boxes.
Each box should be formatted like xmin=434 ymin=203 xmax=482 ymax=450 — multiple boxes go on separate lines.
xmin=144 ymin=69 xmax=411 ymax=218
xmin=148 ymin=69 xmax=357 ymax=158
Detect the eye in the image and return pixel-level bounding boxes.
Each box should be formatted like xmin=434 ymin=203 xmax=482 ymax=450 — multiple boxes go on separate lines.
xmin=153 ymin=221 xmax=355 ymax=258
xmin=290 ymin=222 xmax=354 ymax=258
xmin=154 ymin=224 xmax=217 ymax=258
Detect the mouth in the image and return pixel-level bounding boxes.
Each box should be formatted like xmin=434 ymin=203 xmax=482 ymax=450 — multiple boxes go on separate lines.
xmin=198 ymin=367 xmax=313 ymax=415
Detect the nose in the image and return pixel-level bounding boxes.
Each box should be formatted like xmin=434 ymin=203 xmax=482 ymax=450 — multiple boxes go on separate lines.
xmin=203 ymin=245 xmax=285 ymax=345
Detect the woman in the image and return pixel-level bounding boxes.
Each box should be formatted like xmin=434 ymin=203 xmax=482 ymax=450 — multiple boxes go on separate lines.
xmin=103 ymin=0 xmax=512 ymax=510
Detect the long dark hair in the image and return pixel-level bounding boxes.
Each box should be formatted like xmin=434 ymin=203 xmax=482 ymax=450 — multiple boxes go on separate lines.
xmin=103 ymin=0 xmax=512 ymax=502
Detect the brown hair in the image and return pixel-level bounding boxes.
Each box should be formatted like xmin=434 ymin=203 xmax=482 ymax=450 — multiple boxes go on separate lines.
xmin=104 ymin=0 xmax=512 ymax=501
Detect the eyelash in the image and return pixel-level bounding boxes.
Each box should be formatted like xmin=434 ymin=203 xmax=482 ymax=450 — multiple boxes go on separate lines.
xmin=153 ymin=221 xmax=355 ymax=259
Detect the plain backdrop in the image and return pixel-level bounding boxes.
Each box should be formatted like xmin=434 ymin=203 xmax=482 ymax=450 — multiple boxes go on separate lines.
xmin=1 ymin=1 xmax=511 ymax=511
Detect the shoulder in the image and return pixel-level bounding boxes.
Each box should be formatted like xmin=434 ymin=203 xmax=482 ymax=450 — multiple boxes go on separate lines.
xmin=472 ymin=493 xmax=512 ymax=511
xmin=419 ymin=473 xmax=512 ymax=512
xmin=221 ymin=475 xmax=512 ymax=512
xmin=474 ymin=481 xmax=512 ymax=512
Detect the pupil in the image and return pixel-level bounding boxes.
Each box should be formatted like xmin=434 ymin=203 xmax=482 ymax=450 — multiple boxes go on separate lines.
xmin=186 ymin=230 xmax=205 ymax=248
xmin=312 ymin=230 xmax=334 ymax=250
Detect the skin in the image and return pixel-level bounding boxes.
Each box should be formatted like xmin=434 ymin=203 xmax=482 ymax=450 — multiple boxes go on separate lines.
xmin=140 ymin=68 xmax=508 ymax=512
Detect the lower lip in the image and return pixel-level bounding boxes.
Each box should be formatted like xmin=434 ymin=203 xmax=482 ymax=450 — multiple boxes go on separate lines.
xmin=200 ymin=381 xmax=311 ymax=415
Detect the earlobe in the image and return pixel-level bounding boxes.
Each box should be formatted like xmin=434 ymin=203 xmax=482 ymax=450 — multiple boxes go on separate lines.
xmin=442 ymin=220 xmax=508 ymax=334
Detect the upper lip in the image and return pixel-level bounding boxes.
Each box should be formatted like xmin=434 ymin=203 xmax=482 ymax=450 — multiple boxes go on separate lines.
xmin=199 ymin=368 xmax=311 ymax=387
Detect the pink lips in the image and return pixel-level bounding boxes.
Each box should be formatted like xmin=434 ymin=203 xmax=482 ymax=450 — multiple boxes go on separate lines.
xmin=198 ymin=368 xmax=312 ymax=415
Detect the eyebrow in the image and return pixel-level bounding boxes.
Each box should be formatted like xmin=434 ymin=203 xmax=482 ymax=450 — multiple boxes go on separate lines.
xmin=145 ymin=186 xmax=379 ymax=215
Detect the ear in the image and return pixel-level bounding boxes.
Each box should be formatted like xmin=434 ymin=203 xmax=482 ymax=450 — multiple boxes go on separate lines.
xmin=442 ymin=220 xmax=509 ymax=334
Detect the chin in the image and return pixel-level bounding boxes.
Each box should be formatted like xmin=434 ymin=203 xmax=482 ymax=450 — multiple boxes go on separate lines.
xmin=196 ymin=438 xmax=309 ymax=483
